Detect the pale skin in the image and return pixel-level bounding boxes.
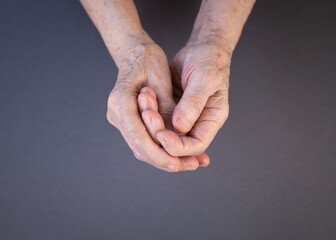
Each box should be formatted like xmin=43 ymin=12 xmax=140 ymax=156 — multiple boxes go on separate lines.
xmin=80 ymin=0 xmax=255 ymax=172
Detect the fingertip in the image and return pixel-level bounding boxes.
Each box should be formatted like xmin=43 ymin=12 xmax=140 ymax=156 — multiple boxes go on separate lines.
xmin=156 ymin=129 xmax=177 ymax=144
xmin=138 ymin=92 xmax=158 ymax=112
xmin=138 ymin=93 xmax=149 ymax=110
xmin=172 ymin=114 xmax=191 ymax=134
xmin=177 ymin=116 xmax=192 ymax=133
xmin=166 ymin=164 xmax=179 ymax=172
xmin=150 ymin=147 xmax=183 ymax=173
xmin=196 ymin=153 xmax=210 ymax=167
xmin=140 ymin=86 xmax=156 ymax=98
xmin=167 ymin=156 xmax=184 ymax=173
xmin=156 ymin=130 xmax=185 ymax=157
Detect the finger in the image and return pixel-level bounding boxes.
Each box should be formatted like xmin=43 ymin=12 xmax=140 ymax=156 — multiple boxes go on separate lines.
xmin=139 ymin=93 xmax=202 ymax=170
xmin=140 ymin=86 xmax=156 ymax=97
xmin=195 ymin=153 xmax=210 ymax=167
xmin=156 ymin=128 xmax=211 ymax=165
xmin=138 ymin=87 xmax=209 ymax=170
xmin=141 ymin=110 xmax=201 ymax=170
xmin=157 ymin=94 xmax=229 ymax=156
xmin=138 ymin=87 xmax=208 ymax=170
xmin=172 ymin=79 xmax=210 ymax=134
xmin=179 ymin=156 xmax=199 ymax=171
xmin=139 ymin=88 xmax=211 ymax=164
xmin=130 ymin=87 xmax=201 ymax=171
xmin=138 ymin=87 xmax=165 ymax=143
xmin=156 ymin=129 xmax=204 ymax=156
xmin=138 ymin=87 xmax=202 ymax=170
xmin=141 ymin=109 xmax=165 ymax=144
xmin=138 ymin=88 xmax=158 ymax=112
xmin=156 ymin=127 xmax=211 ymax=157
xmin=119 ymin=90 xmax=182 ymax=172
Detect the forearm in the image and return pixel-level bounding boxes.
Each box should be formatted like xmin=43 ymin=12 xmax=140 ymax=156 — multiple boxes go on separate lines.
xmin=80 ymin=0 xmax=153 ymax=66
xmin=189 ymin=0 xmax=255 ymax=52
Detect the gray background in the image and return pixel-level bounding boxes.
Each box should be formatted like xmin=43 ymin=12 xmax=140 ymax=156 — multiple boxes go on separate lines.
xmin=0 ymin=0 xmax=335 ymax=239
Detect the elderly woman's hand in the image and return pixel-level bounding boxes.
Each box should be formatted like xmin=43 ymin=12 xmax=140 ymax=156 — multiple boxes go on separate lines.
xmin=140 ymin=37 xmax=231 ymax=159
xmin=81 ymin=0 xmax=255 ymax=171
xmin=107 ymin=37 xmax=207 ymax=172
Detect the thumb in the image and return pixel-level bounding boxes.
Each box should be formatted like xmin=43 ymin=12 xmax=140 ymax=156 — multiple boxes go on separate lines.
xmin=172 ymin=79 xmax=209 ymax=133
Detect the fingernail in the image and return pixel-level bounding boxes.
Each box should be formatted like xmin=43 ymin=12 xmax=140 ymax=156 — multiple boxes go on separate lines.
xmin=168 ymin=165 xmax=178 ymax=172
xmin=177 ymin=117 xmax=190 ymax=131
xmin=143 ymin=114 xmax=152 ymax=124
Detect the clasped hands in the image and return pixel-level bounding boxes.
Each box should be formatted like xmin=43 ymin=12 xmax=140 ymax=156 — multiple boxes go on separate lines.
xmin=106 ymin=34 xmax=231 ymax=172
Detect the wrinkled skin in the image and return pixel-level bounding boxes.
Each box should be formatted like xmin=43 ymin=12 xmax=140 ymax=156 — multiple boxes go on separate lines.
xmin=81 ymin=0 xmax=255 ymax=172
xmin=139 ymin=38 xmax=231 ymax=160
xmin=106 ymin=41 xmax=209 ymax=172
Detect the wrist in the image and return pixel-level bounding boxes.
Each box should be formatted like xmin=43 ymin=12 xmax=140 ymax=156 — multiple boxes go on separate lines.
xmin=103 ymin=29 xmax=155 ymax=67
xmin=188 ymin=0 xmax=255 ymax=53
xmin=188 ymin=26 xmax=235 ymax=54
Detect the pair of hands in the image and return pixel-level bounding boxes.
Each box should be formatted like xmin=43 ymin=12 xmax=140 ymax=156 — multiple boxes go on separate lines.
xmin=106 ymin=36 xmax=231 ymax=172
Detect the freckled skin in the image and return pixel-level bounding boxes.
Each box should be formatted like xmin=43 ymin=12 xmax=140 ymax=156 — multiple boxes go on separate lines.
xmin=80 ymin=0 xmax=255 ymax=172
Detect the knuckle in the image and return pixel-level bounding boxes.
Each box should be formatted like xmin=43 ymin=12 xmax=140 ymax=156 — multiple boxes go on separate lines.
xmin=106 ymin=90 xmax=121 ymax=127
xmin=216 ymin=103 xmax=229 ymax=128
xmin=218 ymin=118 xmax=225 ymax=129
xmin=210 ymin=69 xmax=230 ymax=93
xmin=221 ymin=78 xmax=230 ymax=90
xmin=220 ymin=105 xmax=230 ymax=127
xmin=192 ymin=137 xmax=208 ymax=155
xmin=126 ymin=130 xmax=151 ymax=163
xmin=106 ymin=111 xmax=116 ymax=127
xmin=127 ymin=132 xmax=140 ymax=150
xmin=107 ymin=89 xmax=119 ymax=109
xmin=133 ymin=150 xmax=145 ymax=162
